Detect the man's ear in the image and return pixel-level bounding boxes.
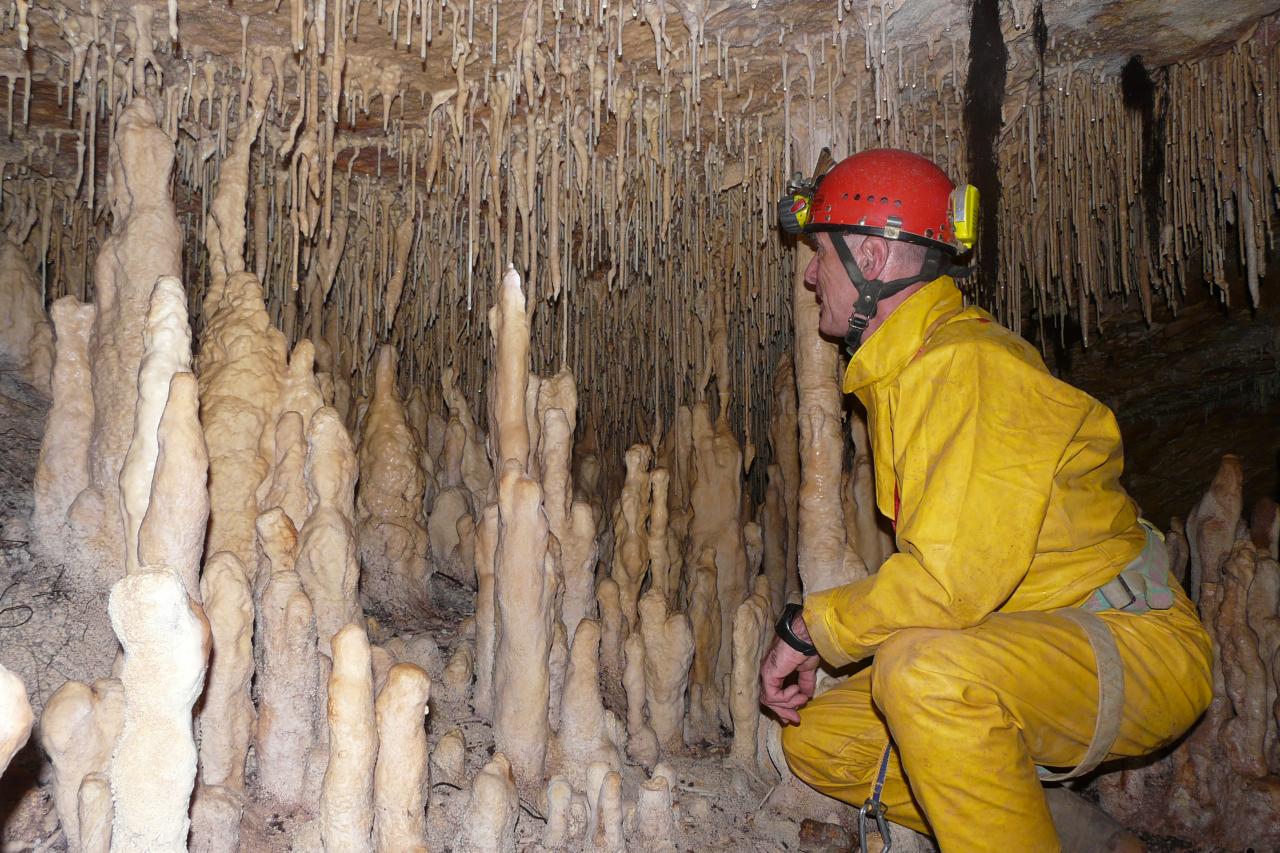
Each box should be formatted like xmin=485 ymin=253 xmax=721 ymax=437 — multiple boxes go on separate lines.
xmin=857 ymin=235 xmax=890 ymax=280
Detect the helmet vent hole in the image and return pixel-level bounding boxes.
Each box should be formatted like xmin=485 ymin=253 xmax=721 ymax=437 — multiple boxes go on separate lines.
xmin=853 ymin=193 xmax=861 ymax=200
xmin=925 ymin=229 xmax=934 ymax=238
xmin=894 ymin=199 xmax=903 ymax=207
xmin=841 ymin=192 xmax=849 ymax=199
xmin=881 ymin=197 xmax=889 ymax=204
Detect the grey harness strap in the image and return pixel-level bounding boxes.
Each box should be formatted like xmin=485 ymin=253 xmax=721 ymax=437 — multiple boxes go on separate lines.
xmin=1037 ymin=608 xmax=1126 ymax=782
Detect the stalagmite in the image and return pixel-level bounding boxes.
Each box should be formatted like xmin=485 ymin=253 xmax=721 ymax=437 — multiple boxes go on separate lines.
xmin=430 ymin=727 xmax=466 ymax=787
xmin=542 ymin=775 xmax=575 ymax=848
xmin=539 ymin=399 xmax=598 ymax=643
xmin=589 ymin=769 xmax=625 ymax=852
xmin=597 ymin=576 xmax=626 ymax=684
xmin=77 ymin=772 xmax=113 ymax=853
xmin=687 ymin=403 xmax=749 ymax=692
xmin=472 ymin=504 xmax=499 ymax=717
xmin=0 ymin=663 xmax=33 ymax=777
xmin=792 ymin=230 xmax=866 ymax=593
xmin=196 ymin=553 xmax=256 ymax=792
xmin=634 ymin=774 xmax=677 ymax=851
xmin=253 ymin=508 xmax=321 ymax=807
xmin=459 ymin=754 xmax=518 ymax=853
xmin=136 ymin=372 xmax=209 ymax=598
xmin=551 ymin=619 xmax=623 ymax=789
xmin=107 ymin=569 xmax=210 ymax=853
xmin=685 ymin=548 xmax=723 ymax=743
xmin=296 ymin=407 xmax=363 ymax=654
xmin=610 ymin=444 xmax=652 ymax=631
xmin=624 ymin=632 xmax=659 ymax=767
xmin=0 ymin=234 xmax=52 ymax=391
xmin=71 ymin=98 xmax=182 ymax=580
xmin=491 ymin=466 xmax=555 ymax=788
xmin=373 ymin=663 xmax=430 ymax=853
xmin=1187 ymin=454 xmax=1244 ymax=599
xmin=440 ymin=641 xmax=475 ymax=703
xmin=727 ymin=589 xmax=771 ymax=777
xmin=320 ymin=623 xmax=377 ymax=853
xmin=31 ymin=297 xmax=95 ymax=569
xmin=637 ymin=589 xmax=694 ymax=753
xmin=40 ymin=679 xmax=125 ymax=853
xmin=357 ymin=344 xmax=430 ymax=626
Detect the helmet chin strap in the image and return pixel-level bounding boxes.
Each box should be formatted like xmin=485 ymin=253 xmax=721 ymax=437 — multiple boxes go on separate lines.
xmin=830 ymin=234 xmax=946 ymax=351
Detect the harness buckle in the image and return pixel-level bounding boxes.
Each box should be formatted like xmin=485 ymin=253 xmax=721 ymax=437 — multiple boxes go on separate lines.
xmin=858 ymin=800 xmax=893 ymax=853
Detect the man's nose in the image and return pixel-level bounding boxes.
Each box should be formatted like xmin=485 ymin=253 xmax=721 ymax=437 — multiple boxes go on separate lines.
xmin=803 ymin=254 xmax=819 ymax=290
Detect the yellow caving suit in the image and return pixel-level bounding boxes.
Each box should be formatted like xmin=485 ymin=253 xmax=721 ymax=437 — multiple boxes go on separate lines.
xmin=781 ymin=276 xmax=1213 ymax=851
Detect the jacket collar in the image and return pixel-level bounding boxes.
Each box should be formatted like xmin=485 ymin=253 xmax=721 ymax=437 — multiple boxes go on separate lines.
xmin=841 ymin=275 xmax=963 ymax=395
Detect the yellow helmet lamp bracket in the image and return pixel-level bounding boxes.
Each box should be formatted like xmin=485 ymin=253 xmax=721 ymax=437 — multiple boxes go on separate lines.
xmin=950 ymin=184 xmax=979 ymax=251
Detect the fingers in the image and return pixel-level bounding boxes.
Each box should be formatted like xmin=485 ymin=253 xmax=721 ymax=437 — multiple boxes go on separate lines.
xmin=796 ymin=666 xmax=817 ymax=701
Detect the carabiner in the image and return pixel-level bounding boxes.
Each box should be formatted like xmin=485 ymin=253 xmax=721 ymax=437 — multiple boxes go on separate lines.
xmin=857 ymin=799 xmax=892 ymax=853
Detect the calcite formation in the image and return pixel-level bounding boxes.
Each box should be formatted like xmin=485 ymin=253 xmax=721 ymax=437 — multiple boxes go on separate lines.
xmin=0 ymin=234 xmax=52 ymax=391
xmin=0 ymin=663 xmax=33 ymax=777
xmin=357 ymin=344 xmax=430 ymax=626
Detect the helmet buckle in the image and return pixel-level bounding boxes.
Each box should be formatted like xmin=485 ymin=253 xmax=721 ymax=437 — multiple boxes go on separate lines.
xmin=883 ymin=216 xmax=902 ymax=241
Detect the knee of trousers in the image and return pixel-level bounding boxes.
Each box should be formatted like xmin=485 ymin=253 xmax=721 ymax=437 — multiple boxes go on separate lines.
xmin=871 ymin=627 xmax=974 ymax=721
xmin=779 ymin=712 xmax=831 ymax=789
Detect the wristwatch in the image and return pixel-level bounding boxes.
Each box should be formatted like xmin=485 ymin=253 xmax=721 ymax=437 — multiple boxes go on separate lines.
xmin=775 ymin=602 xmax=818 ymax=657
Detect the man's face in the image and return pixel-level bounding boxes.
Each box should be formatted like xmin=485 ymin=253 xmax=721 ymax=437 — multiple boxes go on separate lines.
xmin=803 ymin=232 xmax=861 ymax=339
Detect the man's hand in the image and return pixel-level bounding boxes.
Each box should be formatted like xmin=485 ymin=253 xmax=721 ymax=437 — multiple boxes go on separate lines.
xmin=759 ymin=611 xmax=821 ymax=725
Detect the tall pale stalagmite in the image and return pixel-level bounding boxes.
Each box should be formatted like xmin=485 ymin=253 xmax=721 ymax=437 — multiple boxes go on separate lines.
xmin=492 ymin=469 xmax=555 ymax=788
xmin=0 ymin=234 xmax=53 ymax=390
xmin=40 ymin=679 xmax=125 ymax=853
xmin=296 ymin=407 xmax=363 ymax=654
xmin=119 ymin=276 xmax=192 ymax=577
xmin=198 ymin=58 xmax=288 ymax=572
xmin=107 ymin=569 xmax=210 ymax=853
xmin=792 ymin=241 xmax=866 ymax=594
xmin=196 ymin=553 xmax=256 ymax=791
xmin=357 ymin=344 xmax=430 ymax=625
xmin=637 ymin=589 xmax=694 ymax=753
xmin=611 ymin=445 xmax=652 ymax=632
xmin=136 ymin=372 xmax=209 ymax=597
xmin=685 ymin=549 xmax=722 ymax=742
xmin=551 ymin=619 xmax=623 ymax=789
xmin=539 ymin=400 xmax=598 ymax=643
xmin=727 ymin=589 xmax=771 ymax=776
xmin=31 ymin=297 xmax=95 ymax=568
xmin=372 ymin=663 xmax=431 ymax=852
xmin=688 ymin=403 xmax=749 ymax=689
xmin=320 ymin=624 xmax=378 ymax=853
xmin=768 ymin=354 xmax=801 ymax=601
xmin=253 ymin=508 xmax=321 ymax=806
xmin=70 ymin=98 xmax=182 ymax=579
xmin=488 ymin=265 xmax=532 ymax=472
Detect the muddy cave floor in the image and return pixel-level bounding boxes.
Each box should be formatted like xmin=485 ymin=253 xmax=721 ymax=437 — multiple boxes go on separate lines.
xmin=0 ymin=362 xmax=1255 ymax=853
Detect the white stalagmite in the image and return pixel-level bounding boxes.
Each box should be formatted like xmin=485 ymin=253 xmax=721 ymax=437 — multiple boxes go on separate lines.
xmin=610 ymin=444 xmax=652 ymax=632
xmin=491 ymin=468 xmax=555 ymax=788
xmin=357 ymin=344 xmax=430 ymax=626
xmin=459 ymin=754 xmax=519 ymax=853
xmin=624 ymin=632 xmax=659 ymax=767
xmin=792 ymin=242 xmax=867 ymax=594
xmin=296 ymin=407 xmax=362 ymax=654
xmin=31 ymin=297 xmax=95 ymax=572
xmin=196 ymin=553 xmax=256 ymax=791
xmin=637 ymin=589 xmax=694 ymax=754
xmin=0 ymin=663 xmax=33 ymax=777
xmin=107 ymin=569 xmax=210 ymax=853
xmin=551 ymin=619 xmax=622 ymax=789
xmin=136 ymin=372 xmax=209 ymax=598
xmin=119 ymin=276 xmax=191 ymax=576
xmin=320 ymin=623 xmax=377 ymax=853
xmin=253 ymin=508 xmax=320 ymax=807
xmin=488 ymin=264 xmax=532 ymax=472
xmin=727 ymin=588 xmax=771 ymax=777
xmin=40 ymin=679 xmax=125 ymax=853
xmin=634 ymin=774 xmax=677 ymax=851
xmin=77 ymin=772 xmax=113 ymax=853
xmin=71 ymin=98 xmax=182 ymax=582
xmin=688 ymin=403 xmax=749 ymax=689
xmin=372 ymin=663 xmax=431 ymax=852
xmin=538 ymin=398 xmax=598 ymax=644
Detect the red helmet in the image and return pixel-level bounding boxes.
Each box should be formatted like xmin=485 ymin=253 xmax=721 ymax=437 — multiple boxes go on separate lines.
xmin=805 ymin=149 xmax=965 ymax=254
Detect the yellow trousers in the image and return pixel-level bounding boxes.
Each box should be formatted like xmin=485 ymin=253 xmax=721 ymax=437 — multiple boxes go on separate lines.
xmin=781 ymin=590 xmax=1212 ymax=852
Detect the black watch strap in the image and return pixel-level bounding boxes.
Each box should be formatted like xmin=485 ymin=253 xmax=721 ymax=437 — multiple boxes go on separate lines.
xmin=775 ymin=602 xmax=818 ymax=657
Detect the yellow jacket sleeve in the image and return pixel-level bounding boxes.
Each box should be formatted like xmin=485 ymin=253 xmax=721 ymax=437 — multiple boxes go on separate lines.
xmin=803 ymin=335 xmax=1087 ymax=666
